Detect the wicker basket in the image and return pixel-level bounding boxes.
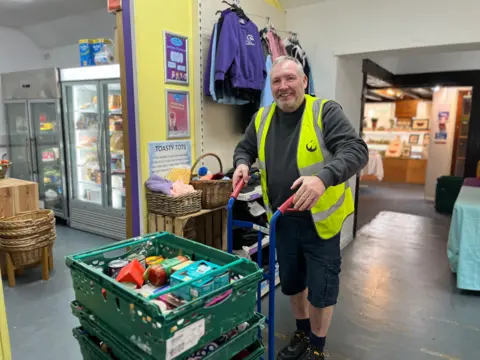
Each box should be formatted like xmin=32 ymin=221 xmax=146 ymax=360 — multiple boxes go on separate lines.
xmin=0 ymin=162 xmax=12 ymax=179
xmin=146 ymin=189 xmax=202 ymax=217
xmin=0 ymin=218 xmax=55 ymax=239
xmin=190 ymin=153 xmax=232 ymax=209
xmin=0 ymin=210 xmax=56 ymax=267
xmin=0 ymin=210 xmax=54 ymax=231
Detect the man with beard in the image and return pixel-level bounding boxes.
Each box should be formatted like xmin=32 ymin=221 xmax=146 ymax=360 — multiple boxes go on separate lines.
xmin=232 ymin=56 xmax=368 ymax=360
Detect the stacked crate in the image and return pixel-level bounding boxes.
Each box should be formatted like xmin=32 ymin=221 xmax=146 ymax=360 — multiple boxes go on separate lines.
xmin=66 ymin=232 xmax=266 ymax=360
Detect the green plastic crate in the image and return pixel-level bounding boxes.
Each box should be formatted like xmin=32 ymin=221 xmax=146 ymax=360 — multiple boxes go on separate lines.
xmin=73 ymin=326 xmax=264 ymax=360
xmin=73 ymin=327 xmax=112 ymax=360
xmin=66 ymin=232 xmax=263 ymax=359
xmin=71 ymin=300 xmax=265 ymax=360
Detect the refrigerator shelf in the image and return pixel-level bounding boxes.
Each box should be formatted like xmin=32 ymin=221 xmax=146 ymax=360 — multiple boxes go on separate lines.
xmin=77 ymin=165 xmax=100 ymax=170
xmin=79 ymin=180 xmax=101 ymax=187
xmin=75 ymin=109 xmax=98 ymax=114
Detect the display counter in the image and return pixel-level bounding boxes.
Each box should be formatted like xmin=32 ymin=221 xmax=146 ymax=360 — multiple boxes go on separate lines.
xmin=382 ymin=157 xmax=427 ymax=184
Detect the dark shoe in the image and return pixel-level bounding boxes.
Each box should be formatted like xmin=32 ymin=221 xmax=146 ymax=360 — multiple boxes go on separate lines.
xmin=277 ymin=331 xmax=310 ymax=360
xmin=300 ymin=345 xmax=325 ymax=360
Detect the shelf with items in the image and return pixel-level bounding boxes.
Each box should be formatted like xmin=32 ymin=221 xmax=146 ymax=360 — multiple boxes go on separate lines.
xmin=363 ymin=129 xmax=430 ymax=135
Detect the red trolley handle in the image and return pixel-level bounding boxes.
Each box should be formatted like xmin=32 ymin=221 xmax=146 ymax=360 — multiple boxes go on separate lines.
xmin=278 ymin=195 xmax=296 ymax=214
xmin=231 ymin=180 xmax=245 ymax=199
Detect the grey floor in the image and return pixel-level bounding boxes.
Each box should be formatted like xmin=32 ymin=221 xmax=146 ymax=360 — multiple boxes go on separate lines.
xmin=3 ymin=225 xmax=114 ymax=360
xmin=3 ymin=182 xmax=478 ymax=359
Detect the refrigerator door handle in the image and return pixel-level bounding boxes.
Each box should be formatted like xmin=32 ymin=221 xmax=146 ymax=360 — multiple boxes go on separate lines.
xmin=26 ymin=137 xmax=34 ymax=175
xmin=32 ymin=136 xmax=39 ymax=175
xmin=98 ymin=124 xmax=105 ymax=173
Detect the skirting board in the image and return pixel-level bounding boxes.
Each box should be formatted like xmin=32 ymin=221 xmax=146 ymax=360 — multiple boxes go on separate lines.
xmin=424 ymin=197 xmax=435 ymax=202
xmin=340 ymin=234 xmax=354 ymax=250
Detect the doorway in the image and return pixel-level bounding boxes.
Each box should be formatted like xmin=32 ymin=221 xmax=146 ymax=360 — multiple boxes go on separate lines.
xmin=353 ymin=60 xmax=479 ymax=236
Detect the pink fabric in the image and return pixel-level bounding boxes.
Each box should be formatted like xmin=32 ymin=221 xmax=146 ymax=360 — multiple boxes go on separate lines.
xmin=267 ymin=31 xmax=287 ymax=61
xmin=171 ymin=181 xmax=195 ymax=196
xmin=463 ymin=178 xmax=480 ymax=187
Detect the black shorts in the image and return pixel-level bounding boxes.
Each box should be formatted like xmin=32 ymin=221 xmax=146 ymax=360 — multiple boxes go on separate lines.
xmin=275 ymin=215 xmax=341 ymax=309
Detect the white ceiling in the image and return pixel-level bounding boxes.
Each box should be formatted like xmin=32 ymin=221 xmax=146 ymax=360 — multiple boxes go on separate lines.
xmin=279 ymin=0 xmax=330 ymax=9
xmin=0 ymin=0 xmax=105 ymax=28
xmin=22 ymin=8 xmax=115 ymax=49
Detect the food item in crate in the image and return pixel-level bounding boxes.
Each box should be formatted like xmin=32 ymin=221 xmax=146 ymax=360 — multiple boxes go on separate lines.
xmin=116 ymin=259 xmax=145 ymax=288
xmin=108 ymin=259 xmax=129 ymax=278
xmin=126 ymin=253 xmax=146 ymax=268
xmin=145 ymin=255 xmax=190 ymax=286
xmin=170 ymin=261 xmax=230 ymax=301
xmin=171 ymin=260 xmax=194 ymax=274
xmin=146 ymin=256 xmax=164 ymax=267
xmin=186 ymin=321 xmax=250 ymax=359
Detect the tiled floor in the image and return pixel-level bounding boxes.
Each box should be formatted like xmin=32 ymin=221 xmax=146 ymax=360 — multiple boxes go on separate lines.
xmin=3 ymin=183 xmax=478 ymax=360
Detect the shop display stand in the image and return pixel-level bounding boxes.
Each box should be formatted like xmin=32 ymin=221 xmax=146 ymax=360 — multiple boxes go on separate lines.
xmin=227 ymin=183 xmax=292 ymax=360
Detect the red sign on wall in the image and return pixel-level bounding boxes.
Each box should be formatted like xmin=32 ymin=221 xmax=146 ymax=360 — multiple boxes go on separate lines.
xmin=108 ymin=0 xmax=121 ymax=13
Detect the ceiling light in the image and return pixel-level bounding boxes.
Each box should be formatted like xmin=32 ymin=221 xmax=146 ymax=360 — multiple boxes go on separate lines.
xmin=433 ymin=86 xmax=440 ymax=92
xmin=387 ymin=89 xmax=395 ymax=96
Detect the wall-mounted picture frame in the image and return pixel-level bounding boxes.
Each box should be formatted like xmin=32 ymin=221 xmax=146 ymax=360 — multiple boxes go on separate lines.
xmin=166 ymin=89 xmax=190 ymax=139
xmin=423 ymin=134 xmax=430 ymax=146
xmin=163 ymin=31 xmax=189 ymax=85
xmin=412 ymin=118 xmax=430 ymax=130
xmin=396 ymin=117 xmax=412 ymax=130
xmin=409 ymin=134 xmax=419 ymax=145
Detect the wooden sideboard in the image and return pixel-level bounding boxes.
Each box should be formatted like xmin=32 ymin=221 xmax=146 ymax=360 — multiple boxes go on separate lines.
xmin=382 ymin=157 xmax=427 ymax=184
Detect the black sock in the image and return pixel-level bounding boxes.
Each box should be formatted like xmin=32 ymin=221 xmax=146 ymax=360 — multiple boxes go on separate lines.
xmin=310 ymin=333 xmax=326 ymax=352
xmin=295 ymin=318 xmax=311 ymax=334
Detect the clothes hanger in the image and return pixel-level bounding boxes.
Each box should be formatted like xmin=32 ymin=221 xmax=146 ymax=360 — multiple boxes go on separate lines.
xmin=215 ymin=0 xmax=248 ymax=20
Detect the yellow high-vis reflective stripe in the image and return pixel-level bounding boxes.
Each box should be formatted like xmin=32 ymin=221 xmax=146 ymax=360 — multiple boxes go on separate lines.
xmin=254 ymin=95 xmax=355 ymax=239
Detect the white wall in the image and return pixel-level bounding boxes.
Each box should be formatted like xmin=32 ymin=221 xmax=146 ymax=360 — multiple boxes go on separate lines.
xmin=44 ymin=44 xmax=82 ymax=68
xmin=22 ymin=9 xmax=115 ymax=50
xmin=396 ymin=50 xmax=480 ymax=74
xmin=424 ymin=87 xmax=471 ymax=200
xmin=364 ymin=102 xmax=396 ymax=129
xmin=0 ymin=26 xmax=45 ymax=153
xmin=286 ymin=0 xmax=480 ymax=241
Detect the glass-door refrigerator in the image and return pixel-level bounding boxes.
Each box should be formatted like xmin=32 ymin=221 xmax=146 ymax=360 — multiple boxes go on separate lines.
xmin=60 ymin=65 xmax=126 ymax=240
xmin=1 ymin=68 xmax=68 ymax=219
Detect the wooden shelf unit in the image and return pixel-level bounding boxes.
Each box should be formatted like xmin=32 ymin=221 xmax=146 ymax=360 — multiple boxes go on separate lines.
xmin=147 ymin=207 xmax=228 ymax=251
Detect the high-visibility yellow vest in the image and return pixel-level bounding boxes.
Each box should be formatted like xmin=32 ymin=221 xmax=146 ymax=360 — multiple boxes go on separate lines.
xmin=255 ymin=95 xmax=354 ymax=239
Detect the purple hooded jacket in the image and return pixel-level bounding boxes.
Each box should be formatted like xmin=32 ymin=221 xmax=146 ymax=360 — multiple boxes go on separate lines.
xmin=214 ymin=12 xmax=266 ymax=91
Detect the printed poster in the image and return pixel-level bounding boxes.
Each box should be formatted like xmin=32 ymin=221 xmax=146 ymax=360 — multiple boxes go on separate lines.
xmin=163 ymin=31 xmax=189 ymax=85
xmin=166 ymin=90 xmax=190 ymax=139
xmin=148 ymin=140 xmax=192 ymax=181
xmin=435 ymin=109 xmax=449 ymax=144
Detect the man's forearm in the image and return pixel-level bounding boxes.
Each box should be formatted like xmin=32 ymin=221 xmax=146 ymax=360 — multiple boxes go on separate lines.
xmin=316 ymin=140 xmax=368 ymax=188
xmin=317 ymin=102 xmax=369 ymax=188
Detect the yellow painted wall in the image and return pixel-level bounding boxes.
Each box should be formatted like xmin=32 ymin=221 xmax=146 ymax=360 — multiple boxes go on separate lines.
xmin=134 ymin=0 xmax=196 ymax=230
xmin=0 ymin=273 xmax=12 ymax=360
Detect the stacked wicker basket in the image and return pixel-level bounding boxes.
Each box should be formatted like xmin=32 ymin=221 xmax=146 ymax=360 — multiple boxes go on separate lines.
xmin=146 ymin=153 xmax=233 ymax=217
xmin=0 ymin=210 xmax=56 ymax=272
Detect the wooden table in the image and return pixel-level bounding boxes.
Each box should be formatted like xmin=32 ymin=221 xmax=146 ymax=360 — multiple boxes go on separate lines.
xmin=147 ymin=207 xmax=228 ymax=250
xmin=0 ymin=178 xmax=39 ymax=218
